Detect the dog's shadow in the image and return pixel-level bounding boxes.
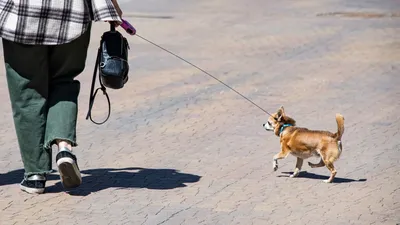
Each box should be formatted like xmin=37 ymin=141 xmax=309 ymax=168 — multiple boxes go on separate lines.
xmin=0 ymin=167 xmax=201 ymax=196
xmin=278 ymin=171 xmax=367 ymax=183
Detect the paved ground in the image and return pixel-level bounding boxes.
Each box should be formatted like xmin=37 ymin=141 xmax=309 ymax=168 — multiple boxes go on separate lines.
xmin=1 ymin=0 xmax=399 ymax=224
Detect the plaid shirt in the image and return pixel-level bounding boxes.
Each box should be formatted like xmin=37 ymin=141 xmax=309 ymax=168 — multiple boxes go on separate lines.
xmin=0 ymin=0 xmax=121 ymax=45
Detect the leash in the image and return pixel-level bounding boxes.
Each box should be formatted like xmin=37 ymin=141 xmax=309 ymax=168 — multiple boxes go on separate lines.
xmin=134 ymin=34 xmax=274 ymax=117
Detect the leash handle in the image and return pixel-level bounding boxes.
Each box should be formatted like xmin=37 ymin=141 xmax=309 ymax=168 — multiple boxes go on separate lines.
xmin=120 ymin=19 xmax=136 ymax=35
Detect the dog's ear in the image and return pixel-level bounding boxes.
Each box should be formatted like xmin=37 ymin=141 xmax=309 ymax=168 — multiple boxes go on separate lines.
xmin=280 ymin=106 xmax=285 ymax=116
xmin=276 ymin=106 xmax=285 ymax=121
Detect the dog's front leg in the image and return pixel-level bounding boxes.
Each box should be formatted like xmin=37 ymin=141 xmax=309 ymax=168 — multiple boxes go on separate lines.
xmin=290 ymin=158 xmax=303 ymax=178
xmin=273 ymin=157 xmax=278 ymax=171
xmin=273 ymin=146 xmax=290 ymax=171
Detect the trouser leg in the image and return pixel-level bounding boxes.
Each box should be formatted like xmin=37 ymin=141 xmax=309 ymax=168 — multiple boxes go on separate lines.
xmin=2 ymin=39 xmax=51 ymax=176
xmin=44 ymin=24 xmax=92 ymax=149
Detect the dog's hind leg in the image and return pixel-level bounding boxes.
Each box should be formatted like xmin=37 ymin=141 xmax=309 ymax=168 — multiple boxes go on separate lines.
xmin=308 ymin=158 xmax=325 ymax=168
xmin=290 ymin=157 xmax=303 ymax=178
xmin=323 ymin=160 xmax=337 ymax=183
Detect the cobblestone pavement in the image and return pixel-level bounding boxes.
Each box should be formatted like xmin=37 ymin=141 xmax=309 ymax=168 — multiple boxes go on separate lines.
xmin=1 ymin=0 xmax=399 ymax=224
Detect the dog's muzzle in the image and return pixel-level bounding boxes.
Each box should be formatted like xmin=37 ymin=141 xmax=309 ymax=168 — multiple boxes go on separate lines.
xmin=263 ymin=121 xmax=274 ymax=131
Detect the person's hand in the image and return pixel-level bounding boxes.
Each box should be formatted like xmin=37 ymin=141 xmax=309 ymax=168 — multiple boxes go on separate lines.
xmin=110 ymin=0 xmax=123 ymax=27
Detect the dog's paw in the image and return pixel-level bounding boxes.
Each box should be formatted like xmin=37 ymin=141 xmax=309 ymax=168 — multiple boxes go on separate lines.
xmin=273 ymin=160 xmax=278 ymax=171
xmin=290 ymin=173 xmax=299 ymax=178
xmin=323 ymin=179 xmax=332 ymax=183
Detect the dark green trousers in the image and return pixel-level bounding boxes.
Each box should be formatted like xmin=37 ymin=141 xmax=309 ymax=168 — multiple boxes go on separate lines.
xmin=2 ymin=25 xmax=91 ymax=177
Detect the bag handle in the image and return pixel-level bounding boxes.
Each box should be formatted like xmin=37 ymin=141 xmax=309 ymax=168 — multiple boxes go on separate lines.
xmin=85 ymin=46 xmax=111 ymax=125
xmin=110 ymin=23 xmax=116 ymax=32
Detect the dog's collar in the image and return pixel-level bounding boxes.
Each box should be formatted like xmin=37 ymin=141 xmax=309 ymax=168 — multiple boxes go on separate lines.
xmin=279 ymin=124 xmax=292 ymax=135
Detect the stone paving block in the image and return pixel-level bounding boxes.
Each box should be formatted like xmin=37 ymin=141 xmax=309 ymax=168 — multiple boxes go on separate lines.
xmin=1 ymin=0 xmax=399 ymax=224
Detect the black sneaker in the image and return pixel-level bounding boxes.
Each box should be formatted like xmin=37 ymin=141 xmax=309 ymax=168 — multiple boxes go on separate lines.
xmin=20 ymin=174 xmax=46 ymax=194
xmin=56 ymin=149 xmax=82 ymax=189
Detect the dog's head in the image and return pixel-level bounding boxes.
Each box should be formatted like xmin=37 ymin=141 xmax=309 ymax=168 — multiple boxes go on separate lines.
xmin=263 ymin=106 xmax=296 ymax=136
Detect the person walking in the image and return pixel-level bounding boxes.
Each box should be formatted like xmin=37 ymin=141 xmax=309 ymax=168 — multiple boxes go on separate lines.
xmin=0 ymin=0 xmax=123 ymax=194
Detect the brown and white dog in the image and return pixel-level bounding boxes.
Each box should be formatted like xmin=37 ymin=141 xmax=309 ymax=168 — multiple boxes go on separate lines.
xmin=263 ymin=106 xmax=344 ymax=183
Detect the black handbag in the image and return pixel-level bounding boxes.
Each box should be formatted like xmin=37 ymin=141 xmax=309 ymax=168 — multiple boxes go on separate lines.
xmin=86 ymin=24 xmax=130 ymax=125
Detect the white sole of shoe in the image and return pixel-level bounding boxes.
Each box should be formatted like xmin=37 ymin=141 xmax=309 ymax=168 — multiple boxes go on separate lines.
xmin=20 ymin=184 xmax=45 ymax=194
xmin=57 ymin=157 xmax=82 ymax=189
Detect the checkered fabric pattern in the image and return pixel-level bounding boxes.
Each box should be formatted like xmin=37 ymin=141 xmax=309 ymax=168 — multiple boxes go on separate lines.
xmin=0 ymin=0 xmax=122 ymax=45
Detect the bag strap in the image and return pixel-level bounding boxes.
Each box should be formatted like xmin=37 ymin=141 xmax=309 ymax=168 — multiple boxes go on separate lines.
xmin=85 ymin=46 xmax=111 ymax=125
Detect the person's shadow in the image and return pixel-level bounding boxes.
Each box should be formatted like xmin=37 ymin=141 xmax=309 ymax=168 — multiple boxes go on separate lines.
xmin=278 ymin=171 xmax=367 ymax=183
xmin=0 ymin=167 xmax=201 ymax=196
xmin=0 ymin=169 xmax=60 ymax=186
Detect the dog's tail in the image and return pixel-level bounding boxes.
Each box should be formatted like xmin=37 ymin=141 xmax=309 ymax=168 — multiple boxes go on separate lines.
xmin=334 ymin=113 xmax=345 ymax=141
